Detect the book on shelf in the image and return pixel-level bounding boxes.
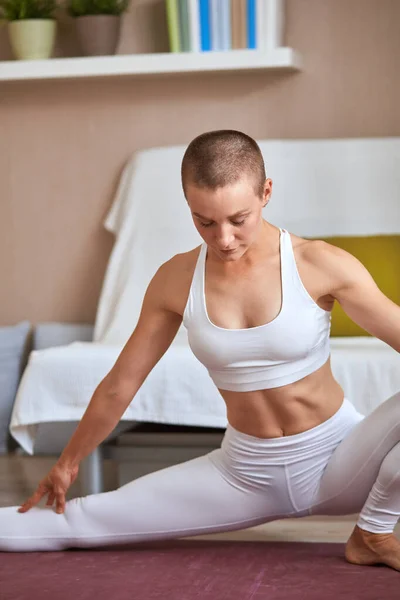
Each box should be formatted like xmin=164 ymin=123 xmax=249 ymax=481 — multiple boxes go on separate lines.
xmin=166 ymin=0 xmax=181 ymax=52
xmin=166 ymin=0 xmax=274 ymax=54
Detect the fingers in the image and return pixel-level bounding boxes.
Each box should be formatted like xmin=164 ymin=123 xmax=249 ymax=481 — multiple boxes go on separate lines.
xmin=18 ymin=485 xmax=46 ymax=513
xmin=18 ymin=484 xmax=66 ymax=514
xmin=46 ymin=492 xmax=56 ymax=507
xmin=56 ymin=501 xmax=66 ymax=514
xmin=18 ymin=470 xmax=69 ymax=514
xmin=55 ymin=490 xmax=66 ymax=514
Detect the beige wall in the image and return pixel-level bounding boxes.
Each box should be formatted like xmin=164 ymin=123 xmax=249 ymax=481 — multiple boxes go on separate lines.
xmin=1 ymin=0 xmax=399 ymax=327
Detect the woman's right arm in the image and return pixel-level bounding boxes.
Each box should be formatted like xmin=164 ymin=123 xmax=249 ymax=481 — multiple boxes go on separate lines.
xmin=18 ymin=262 xmax=183 ymax=513
xmin=58 ymin=262 xmax=183 ymax=470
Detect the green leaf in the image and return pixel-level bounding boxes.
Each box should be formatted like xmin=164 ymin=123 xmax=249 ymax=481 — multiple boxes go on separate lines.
xmin=0 ymin=0 xmax=58 ymax=20
xmin=66 ymin=0 xmax=129 ymax=17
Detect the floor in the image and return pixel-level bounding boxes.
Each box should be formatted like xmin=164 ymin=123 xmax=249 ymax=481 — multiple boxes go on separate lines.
xmin=1 ymin=454 xmax=399 ymax=544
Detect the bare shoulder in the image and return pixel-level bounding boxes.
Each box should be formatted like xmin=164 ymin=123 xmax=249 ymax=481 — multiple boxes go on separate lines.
xmin=290 ymin=233 xmax=373 ymax=292
xmin=294 ymin=234 xmax=357 ymax=271
xmin=152 ymin=245 xmax=202 ymax=315
xmin=291 ymin=234 xmax=346 ymax=264
xmin=159 ymin=246 xmax=201 ymax=282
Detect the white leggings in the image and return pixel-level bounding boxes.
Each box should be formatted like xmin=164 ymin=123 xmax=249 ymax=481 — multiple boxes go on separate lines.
xmin=1 ymin=393 xmax=400 ymax=552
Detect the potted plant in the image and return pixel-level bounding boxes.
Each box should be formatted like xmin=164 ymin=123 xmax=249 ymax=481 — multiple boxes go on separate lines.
xmin=66 ymin=0 xmax=129 ymax=56
xmin=0 ymin=0 xmax=57 ymax=60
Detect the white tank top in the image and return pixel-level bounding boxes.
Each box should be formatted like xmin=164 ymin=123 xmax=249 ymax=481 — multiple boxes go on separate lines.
xmin=182 ymin=229 xmax=331 ymax=392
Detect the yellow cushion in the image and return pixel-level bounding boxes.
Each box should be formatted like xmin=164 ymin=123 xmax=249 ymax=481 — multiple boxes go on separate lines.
xmin=318 ymin=236 xmax=400 ymax=337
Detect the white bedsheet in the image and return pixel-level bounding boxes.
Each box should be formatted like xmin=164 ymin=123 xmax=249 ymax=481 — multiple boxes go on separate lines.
xmin=10 ymin=337 xmax=400 ymax=455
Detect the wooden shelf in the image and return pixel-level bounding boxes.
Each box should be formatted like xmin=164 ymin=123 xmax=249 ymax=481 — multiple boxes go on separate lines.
xmin=0 ymin=47 xmax=301 ymax=82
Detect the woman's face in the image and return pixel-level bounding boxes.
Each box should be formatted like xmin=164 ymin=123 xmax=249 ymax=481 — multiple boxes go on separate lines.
xmin=186 ymin=176 xmax=272 ymax=261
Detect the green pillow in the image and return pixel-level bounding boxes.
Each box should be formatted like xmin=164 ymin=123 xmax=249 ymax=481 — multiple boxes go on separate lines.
xmin=319 ymin=236 xmax=400 ymax=337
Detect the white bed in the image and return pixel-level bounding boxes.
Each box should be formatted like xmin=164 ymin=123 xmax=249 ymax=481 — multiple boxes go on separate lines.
xmin=9 ymin=137 xmax=400 ymax=494
xmin=11 ymin=337 xmax=400 ymax=456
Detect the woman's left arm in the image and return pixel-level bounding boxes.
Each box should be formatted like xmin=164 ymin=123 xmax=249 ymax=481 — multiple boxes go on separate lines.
xmin=313 ymin=241 xmax=400 ymax=353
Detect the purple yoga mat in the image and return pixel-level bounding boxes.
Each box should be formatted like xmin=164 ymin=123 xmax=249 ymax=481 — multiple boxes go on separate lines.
xmin=0 ymin=540 xmax=398 ymax=600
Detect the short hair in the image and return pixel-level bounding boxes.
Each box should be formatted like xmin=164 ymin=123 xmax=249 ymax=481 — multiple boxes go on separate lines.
xmin=181 ymin=130 xmax=266 ymax=198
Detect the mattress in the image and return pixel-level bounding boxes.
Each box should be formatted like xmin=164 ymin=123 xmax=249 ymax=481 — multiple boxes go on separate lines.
xmin=9 ymin=337 xmax=400 ymax=455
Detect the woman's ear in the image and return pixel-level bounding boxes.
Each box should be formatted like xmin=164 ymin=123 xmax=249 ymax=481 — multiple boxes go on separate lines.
xmin=262 ymin=178 xmax=273 ymax=206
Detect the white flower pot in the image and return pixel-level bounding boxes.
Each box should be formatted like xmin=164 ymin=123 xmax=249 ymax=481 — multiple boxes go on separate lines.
xmin=8 ymin=19 xmax=56 ymax=60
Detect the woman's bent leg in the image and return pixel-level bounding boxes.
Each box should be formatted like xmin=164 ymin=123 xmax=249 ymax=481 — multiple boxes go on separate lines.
xmin=308 ymin=391 xmax=400 ymax=534
xmin=0 ymin=450 xmax=289 ymax=552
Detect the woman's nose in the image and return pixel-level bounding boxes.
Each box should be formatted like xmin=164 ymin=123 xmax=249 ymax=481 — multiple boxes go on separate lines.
xmin=215 ymin=227 xmax=235 ymax=250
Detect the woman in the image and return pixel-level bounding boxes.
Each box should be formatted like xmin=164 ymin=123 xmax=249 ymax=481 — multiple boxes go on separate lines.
xmin=2 ymin=130 xmax=400 ymax=570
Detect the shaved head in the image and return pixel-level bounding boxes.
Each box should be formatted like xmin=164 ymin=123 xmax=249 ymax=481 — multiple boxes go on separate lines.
xmin=181 ymin=130 xmax=266 ymax=199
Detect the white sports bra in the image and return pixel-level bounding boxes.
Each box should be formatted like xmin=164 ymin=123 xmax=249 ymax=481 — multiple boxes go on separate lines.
xmin=182 ymin=228 xmax=331 ymax=392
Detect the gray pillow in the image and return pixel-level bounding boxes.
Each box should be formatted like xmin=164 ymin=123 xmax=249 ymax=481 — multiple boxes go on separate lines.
xmin=33 ymin=322 xmax=94 ymax=350
xmin=0 ymin=321 xmax=31 ymax=454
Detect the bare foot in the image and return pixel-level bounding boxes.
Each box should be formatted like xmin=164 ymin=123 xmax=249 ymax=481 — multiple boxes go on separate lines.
xmin=345 ymin=524 xmax=400 ymax=571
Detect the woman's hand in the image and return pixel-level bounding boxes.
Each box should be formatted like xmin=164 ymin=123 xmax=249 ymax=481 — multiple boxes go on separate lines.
xmin=18 ymin=462 xmax=79 ymax=515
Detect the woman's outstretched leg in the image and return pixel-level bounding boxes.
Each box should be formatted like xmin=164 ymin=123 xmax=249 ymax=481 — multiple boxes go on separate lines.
xmin=0 ymin=449 xmax=290 ymax=552
xmin=308 ymin=391 xmax=400 ymax=570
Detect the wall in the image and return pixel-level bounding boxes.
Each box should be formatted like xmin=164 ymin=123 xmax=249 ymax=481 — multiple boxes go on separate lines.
xmin=1 ymin=0 xmax=399 ymax=326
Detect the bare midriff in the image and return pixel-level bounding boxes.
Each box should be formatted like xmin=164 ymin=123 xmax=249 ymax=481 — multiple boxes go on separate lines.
xmin=220 ymin=358 xmax=344 ymax=438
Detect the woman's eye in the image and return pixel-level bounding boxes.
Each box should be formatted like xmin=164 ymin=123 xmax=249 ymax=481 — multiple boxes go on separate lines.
xmin=199 ymin=218 xmax=247 ymax=228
